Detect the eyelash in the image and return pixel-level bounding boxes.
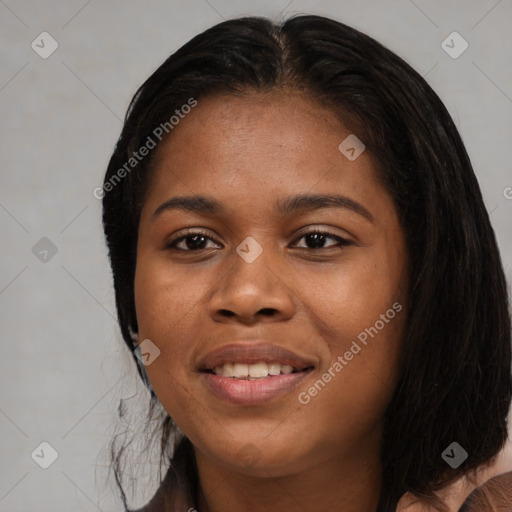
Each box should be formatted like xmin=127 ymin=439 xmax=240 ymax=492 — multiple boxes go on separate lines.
xmin=166 ymin=228 xmax=353 ymax=252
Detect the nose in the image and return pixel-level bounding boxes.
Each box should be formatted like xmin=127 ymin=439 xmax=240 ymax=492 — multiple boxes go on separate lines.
xmin=208 ymin=245 xmax=296 ymax=325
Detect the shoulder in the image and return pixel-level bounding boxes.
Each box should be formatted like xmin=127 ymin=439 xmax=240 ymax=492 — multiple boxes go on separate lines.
xmin=396 ymin=470 xmax=512 ymax=512
xmin=397 ymin=443 xmax=512 ymax=512
xmin=458 ymin=471 xmax=512 ymax=511
xmin=395 ymin=477 xmax=473 ymax=512
xmin=396 ymin=474 xmax=512 ymax=512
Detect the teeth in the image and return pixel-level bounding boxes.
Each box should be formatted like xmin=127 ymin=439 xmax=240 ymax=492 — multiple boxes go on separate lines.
xmin=222 ymin=363 xmax=234 ymax=377
xmin=268 ymin=363 xmax=281 ymax=376
xmin=249 ymin=362 xmax=268 ymax=378
xmin=233 ymin=363 xmax=249 ymax=378
xmin=212 ymin=362 xmax=299 ymax=378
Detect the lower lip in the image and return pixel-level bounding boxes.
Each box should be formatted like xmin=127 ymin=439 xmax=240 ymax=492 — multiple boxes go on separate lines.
xmin=200 ymin=370 xmax=313 ymax=405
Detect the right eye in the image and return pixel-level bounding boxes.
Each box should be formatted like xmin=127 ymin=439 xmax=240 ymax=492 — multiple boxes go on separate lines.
xmin=166 ymin=229 xmax=222 ymax=252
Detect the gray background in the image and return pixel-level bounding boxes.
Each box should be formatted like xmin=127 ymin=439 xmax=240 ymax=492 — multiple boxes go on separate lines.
xmin=1 ymin=1 xmax=511 ymax=510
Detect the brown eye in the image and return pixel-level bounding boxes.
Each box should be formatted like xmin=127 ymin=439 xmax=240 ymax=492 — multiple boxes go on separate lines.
xmin=166 ymin=229 xmax=221 ymax=251
xmin=292 ymin=230 xmax=353 ymax=250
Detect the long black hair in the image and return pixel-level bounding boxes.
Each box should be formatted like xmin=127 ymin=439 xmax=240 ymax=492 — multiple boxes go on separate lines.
xmin=102 ymin=14 xmax=512 ymax=511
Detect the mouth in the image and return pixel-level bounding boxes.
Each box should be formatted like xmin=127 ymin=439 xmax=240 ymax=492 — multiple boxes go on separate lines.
xmin=197 ymin=342 xmax=315 ymax=405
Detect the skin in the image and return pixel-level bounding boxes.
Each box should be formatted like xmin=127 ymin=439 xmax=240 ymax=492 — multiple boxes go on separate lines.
xmin=134 ymin=90 xmax=409 ymax=512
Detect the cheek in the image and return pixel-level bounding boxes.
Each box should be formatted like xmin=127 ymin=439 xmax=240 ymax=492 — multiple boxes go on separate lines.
xmin=296 ymin=280 xmax=405 ymax=449
xmin=133 ymin=256 xmax=197 ymax=382
xmin=296 ymin=247 xmax=406 ymax=411
xmin=301 ymin=251 xmax=405 ymax=349
xmin=133 ymin=255 xmax=223 ymax=415
xmin=134 ymin=253 xmax=205 ymax=337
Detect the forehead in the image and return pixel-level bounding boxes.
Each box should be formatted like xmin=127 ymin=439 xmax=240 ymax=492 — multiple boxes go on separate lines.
xmin=143 ymin=91 xmax=389 ymax=219
xmin=153 ymin=91 xmax=350 ymax=165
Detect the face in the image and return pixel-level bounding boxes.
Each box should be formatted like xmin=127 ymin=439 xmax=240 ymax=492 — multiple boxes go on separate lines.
xmin=134 ymin=91 xmax=408 ymax=478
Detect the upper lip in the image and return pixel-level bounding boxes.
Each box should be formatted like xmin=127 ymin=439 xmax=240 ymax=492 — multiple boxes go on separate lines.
xmin=198 ymin=342 xmax=315 ymax=371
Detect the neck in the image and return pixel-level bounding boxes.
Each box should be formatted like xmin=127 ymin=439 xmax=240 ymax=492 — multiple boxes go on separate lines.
xmin=194 ymin=438 xmax=383 ymax=512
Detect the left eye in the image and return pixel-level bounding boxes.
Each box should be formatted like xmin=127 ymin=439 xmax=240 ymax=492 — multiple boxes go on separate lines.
xmin=291 ymin=230 xmax=352 ymax=250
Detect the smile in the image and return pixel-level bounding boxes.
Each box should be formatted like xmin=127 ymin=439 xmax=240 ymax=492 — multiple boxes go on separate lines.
xmin=197 ymin=341 xmax=316 ymax=405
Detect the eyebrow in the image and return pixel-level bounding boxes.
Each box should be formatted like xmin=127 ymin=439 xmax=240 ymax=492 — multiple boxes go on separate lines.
xmin=153 ymin=193 xmax=374 ymax=222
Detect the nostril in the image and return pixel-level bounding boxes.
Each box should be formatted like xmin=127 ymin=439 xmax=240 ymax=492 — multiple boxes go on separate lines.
xmin=217 ymin=308 xmax=277 ymax=318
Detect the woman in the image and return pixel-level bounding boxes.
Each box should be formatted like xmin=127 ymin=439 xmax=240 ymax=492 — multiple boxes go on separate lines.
xmin=101 ymin=15 xmax=512 ymax=512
